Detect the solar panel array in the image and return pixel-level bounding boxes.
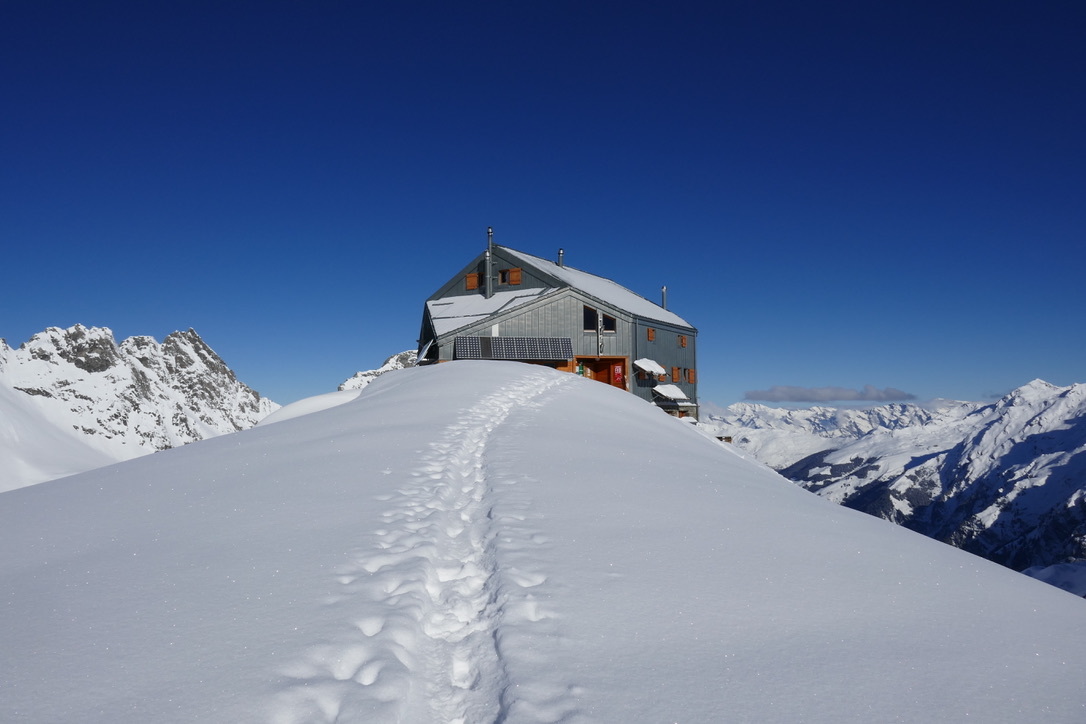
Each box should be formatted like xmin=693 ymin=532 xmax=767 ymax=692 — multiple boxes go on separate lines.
xmin=454 ymin=336 xmax=574 ymax=361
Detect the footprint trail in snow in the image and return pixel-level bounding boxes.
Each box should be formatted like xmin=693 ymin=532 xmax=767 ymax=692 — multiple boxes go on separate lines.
xmin=271 ymin=370 xmax=572 ymax=723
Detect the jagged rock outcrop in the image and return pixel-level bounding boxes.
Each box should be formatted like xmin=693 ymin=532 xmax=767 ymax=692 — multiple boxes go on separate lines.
xmin=339 ymin=350 xmax=417 ymax=391
xmin=0 ymin=325 xmax=278 ymax=489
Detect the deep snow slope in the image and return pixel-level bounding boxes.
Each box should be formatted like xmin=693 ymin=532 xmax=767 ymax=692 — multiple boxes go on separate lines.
xmin=1 ymin=363 xmax=1084 ymax=723
xmin=704 ymin=381 xmax=1086 ymax=574
xmin=0 ymin=324 xmax=278 ymax=491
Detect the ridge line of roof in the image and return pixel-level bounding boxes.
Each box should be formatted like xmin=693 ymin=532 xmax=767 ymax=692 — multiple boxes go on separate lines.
xmin=495 ymin=244 xmax=694 ymax=329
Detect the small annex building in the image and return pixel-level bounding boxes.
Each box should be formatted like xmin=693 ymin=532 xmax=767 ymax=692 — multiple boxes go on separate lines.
xmin=417 ymin=232 xmax=699 ymax=418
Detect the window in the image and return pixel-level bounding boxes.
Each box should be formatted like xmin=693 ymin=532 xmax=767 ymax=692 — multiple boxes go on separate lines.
xmin=678 ymin=334 xmax=687 ymax=348
xmin=584 ymin=306 xmax=616 ymax=332
xmin=686 ymin=368 xmax=697 ymax=384
xmin=671 ymin=366 xmax=680 ymax=382
xmin=583 ymin=306 xmax=598 ymax=331
xmin=498 ymin=267 xmax=522 ymax=285
xmin=647 ymin=327 xmax=656 ymax=341
xmin=465 ymin=273 xmax=479 ymax=291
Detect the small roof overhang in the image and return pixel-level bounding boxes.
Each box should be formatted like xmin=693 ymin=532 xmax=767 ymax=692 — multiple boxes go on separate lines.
xmin=634 ymin=358 xmax=668 ymax=376
xmin=652 ymin=384 xmax=689 ymax=401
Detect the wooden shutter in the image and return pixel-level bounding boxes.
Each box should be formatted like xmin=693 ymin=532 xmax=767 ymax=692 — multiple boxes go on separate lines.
xmin=466 ymin=273 xmax=479 ymax=290
xmin=686 ymin=368 xmax=697 ymax=384
xmin=678 ymin=334 xmax=687 ymax=348
xmin=508 ymin=267 xmax=522 ymax=285
xmin=647 ymin=327 xmax=656 ymax=341
xmin=671 ymin=366 xmax=680 ymax=382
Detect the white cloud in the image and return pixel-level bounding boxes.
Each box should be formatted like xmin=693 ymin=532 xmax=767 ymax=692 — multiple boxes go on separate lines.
xmin=745 ymin=384 xmax=917 ymax=403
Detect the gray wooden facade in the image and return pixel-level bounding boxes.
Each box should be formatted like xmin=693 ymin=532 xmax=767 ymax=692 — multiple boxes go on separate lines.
xmin=418 ymin=242 xmax=699 ymax=417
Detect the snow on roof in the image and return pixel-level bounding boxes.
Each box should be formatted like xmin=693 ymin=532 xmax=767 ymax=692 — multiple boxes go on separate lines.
xmin=500 ymin=247 xmax=693 ymax=328
xmin=427 ymin=288 xmax=550 ymax=337
xmin=653 ymin=383 xmax=689 ymax=400
xmin=633 ymin=358 xmax=667 ymax=376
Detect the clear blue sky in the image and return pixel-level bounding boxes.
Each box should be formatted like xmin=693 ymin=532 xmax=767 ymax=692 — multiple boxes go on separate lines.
xmin=3 ymin=1 xmax=1083 ymax=407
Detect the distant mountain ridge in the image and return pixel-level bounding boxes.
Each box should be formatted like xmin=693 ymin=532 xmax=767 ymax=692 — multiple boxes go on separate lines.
xmin=703 ymin=381 xmax=1086 ymax=579
xmin=0 ymin=324 xmax=278 ymax=490
xmin=339 ymin=349 xmax=417 ymax=391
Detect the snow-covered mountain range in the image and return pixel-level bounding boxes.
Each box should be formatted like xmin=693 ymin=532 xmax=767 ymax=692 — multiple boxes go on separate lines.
xmin=0 ymin=324 xmax=278 ymax=490
xmin=703 ymin=380 xmax=1086 ymax=587
xmin=2 ymin=362 xmax=1084 ymax=722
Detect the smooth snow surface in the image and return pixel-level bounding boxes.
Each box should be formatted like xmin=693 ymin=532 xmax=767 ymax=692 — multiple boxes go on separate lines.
xmin=1 ymin=362 xmax=1084 ymax=723
xmin=258 ymin=389 xmax=362 ymax=426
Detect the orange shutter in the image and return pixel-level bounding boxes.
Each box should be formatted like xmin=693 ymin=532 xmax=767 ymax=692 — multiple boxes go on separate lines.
xmin=647 ymin=327 xmax=656 ymax=341
xmin=686 ymin=368 xmax=697 ymax=384
xmin=678 ymin=334 xmax=687 ymax=348
xmin=671 ymin=366 xmax=680 ymax=382
xmin=466 ymin=273 xmax=479 ymax=290
xmin=508 ymin=267 xmax=522 ymax=285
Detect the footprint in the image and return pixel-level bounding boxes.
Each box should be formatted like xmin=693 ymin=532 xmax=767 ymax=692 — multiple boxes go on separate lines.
xmin=356 ymin=660 xmax=384 ymax=686
xmin=354 ymin=616 xmax=385 ymax=636
xmin=507 ymin=568 xmax=546 ymax=588
xmin=451 ymin=654 xmax=478 ymax=689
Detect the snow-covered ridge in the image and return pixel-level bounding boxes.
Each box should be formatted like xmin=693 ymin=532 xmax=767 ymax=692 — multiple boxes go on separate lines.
xmin=0 ymin=324 xmax=278 ymax=490
xmin=339 ymin=349 xmax=416 ymax=391
xmin=1 ymin=362 xmax=1084 ymax=721
xmin=703 ymin=380 xmax=1086 ymax=583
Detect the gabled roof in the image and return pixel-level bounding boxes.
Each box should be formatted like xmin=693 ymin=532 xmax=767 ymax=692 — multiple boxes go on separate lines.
xmin=426 ymin=288 xmax=553 ymax=337
xmin=499 ymin=246 xmax=693 ymax=328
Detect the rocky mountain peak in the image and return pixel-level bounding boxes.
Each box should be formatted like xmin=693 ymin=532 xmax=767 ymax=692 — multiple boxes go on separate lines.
xmin=20 ymin=324 xmax=122 ymax=373
xmin=1 ymin=325 xmax=279 ymax=475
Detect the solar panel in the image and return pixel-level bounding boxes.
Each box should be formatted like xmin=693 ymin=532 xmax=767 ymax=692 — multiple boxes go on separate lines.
xmin=454 ymin=336 xmax=573 ymax=361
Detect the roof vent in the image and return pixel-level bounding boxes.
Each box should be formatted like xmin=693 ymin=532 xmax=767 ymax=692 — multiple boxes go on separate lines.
xmin=558 ymin=248 xmax=565 ymax=267
xmin=661 ymin=285 xmax=668 ymax=310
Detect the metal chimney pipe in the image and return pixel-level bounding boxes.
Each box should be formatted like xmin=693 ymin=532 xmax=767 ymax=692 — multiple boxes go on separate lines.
xmin=558 ymin=248 xmax=564 ymax=267
xmin=485 ymin=227 xmax=494 ymax=299
xmin=661 ymin=285 xmax=668 ymax=309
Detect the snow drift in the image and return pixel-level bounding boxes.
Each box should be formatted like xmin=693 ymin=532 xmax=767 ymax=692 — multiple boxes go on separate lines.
xmin=1 ymin=362 xmax=1083 ymax=723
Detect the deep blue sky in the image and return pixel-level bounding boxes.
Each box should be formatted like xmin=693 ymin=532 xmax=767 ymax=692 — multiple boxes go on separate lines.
xmin=3 ymin=1 xmax=1083 ymax=407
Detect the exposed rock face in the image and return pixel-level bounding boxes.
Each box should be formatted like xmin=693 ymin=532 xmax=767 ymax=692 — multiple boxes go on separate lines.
xmin=339 ymin=350 xmax=417 ymax=391
xmin=703 ymin=381 xmax=1086 ymax=574
xmin=1 ymin=324 xmax=279 ymax=455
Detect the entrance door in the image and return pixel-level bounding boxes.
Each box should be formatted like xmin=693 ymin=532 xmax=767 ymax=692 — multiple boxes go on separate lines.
xmin=575 ymin=357 xmax=628 ymax=390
